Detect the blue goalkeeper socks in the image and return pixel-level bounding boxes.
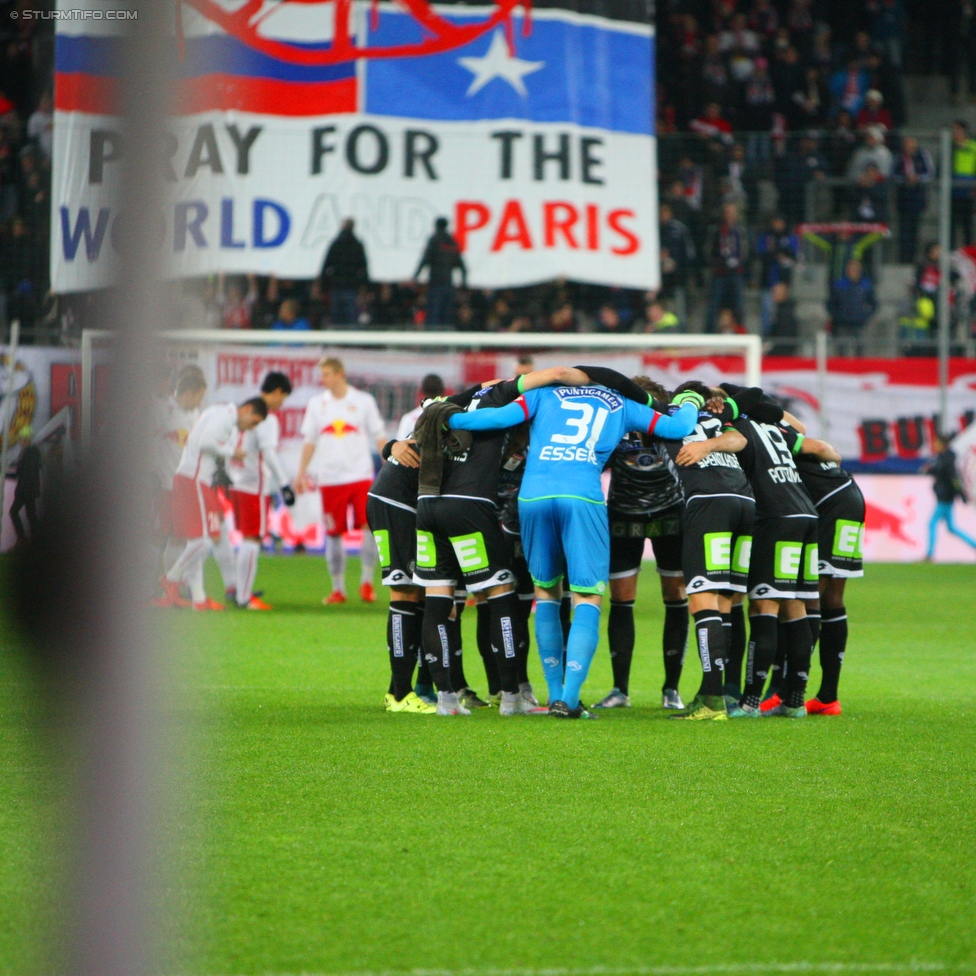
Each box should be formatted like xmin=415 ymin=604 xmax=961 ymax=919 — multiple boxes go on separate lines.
xmin=535 ymin=599 xmax=564 ymax=704
xmin=562 ymin=602 xmax=601 ymax=709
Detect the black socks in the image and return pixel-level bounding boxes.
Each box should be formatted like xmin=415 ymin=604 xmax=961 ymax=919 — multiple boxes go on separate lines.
xmin=388 ymin=600 xmax=421 ymax=700
xmin=475 ymin=601 xmax=501 ymax=695
xmin=488 ymin=591 xmax=522 ymax=694
xmin=693 ymin=609 xmax=726 ymax=698
xmin=742 ymin=613 xmax=778 ymax=709
xmin=608 ymin=600 xmax=635 ymax=695
xmin=421 ymin=594 xmax=455 ymax=692
xmin=817 ymin=606 xmax=848 ymax=703
xmin=724 ymin=602 xmax=746 ymax=697
xmin=782 ymin=616 xmax=813 ymax=709
xmin=662 ymin=599 xmax=689 ymax=692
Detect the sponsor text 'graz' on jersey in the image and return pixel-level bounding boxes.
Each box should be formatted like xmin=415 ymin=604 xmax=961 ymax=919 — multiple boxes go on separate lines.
xmin=733 ymin=418 xmax=817 ymax=518
xmin=300 ymin=386 xmax=385 ymax=486
xmin=607 ymin=433 xmax=683 ymax=516
xmin=448 ymin=386 xmax=698 ymax=505
xmin=657 ymin=409 xmax=753 ymax=500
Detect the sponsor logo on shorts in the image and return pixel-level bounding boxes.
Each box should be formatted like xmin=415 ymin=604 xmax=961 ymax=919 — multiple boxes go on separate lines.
xmin=374 ymin=530 xmax=391 ymax=568
xmin=687 ymin=576 xmax=709 ymax=591
xmin=450 ymin=532 xmax=489 ymax=571
xmin=704 ymin=532 xmax=732 ymax=571
xmin=416 ymin=530 xmax=437 ymax=568
xmin=774 ymin=541 xmax=803 ymax=581
xmin=833 ymin=520 xmax=864 ymax=559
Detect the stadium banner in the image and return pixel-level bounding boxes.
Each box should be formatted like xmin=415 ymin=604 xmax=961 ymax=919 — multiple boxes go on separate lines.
xmin=50 ymin=0 xmax=658 ymax=293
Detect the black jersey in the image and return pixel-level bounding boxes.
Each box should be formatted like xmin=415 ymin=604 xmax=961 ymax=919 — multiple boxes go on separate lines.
xmin=607 ymin=433 xmax=683 ymax=516
xmin=497 ymin=429 xmax=528 ymax=533
xmin=427 ymin=379 xmax=522 ymax=505
xmin=793 ymin=450 xmax=853 ymax=506
xmin=733 ymin=417 xmax=816 ymax=518
xmin=369 ymin=455 xmax=419 ymax=510
xmin=657 ymin=409 xmax=753 ymax=500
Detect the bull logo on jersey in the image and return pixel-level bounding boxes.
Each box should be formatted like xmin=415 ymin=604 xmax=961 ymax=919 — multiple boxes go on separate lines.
xmin=320 ymin=419 xmax=359 ymax=437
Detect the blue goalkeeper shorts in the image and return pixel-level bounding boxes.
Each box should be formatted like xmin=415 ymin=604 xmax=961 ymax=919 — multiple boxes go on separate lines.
xmin=518 ymin=497 xmax=609 ymax=595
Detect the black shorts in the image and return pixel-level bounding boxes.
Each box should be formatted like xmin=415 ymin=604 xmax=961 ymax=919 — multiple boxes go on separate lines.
xmin=816 ymin=481 xmax=865 ymax=578
xmin=414 ymin=497 xmax=515 ymax=592
xmin=748 ymin=515 xmax=820 ymax=601
xmin=366 ymin=494 xmax=417 ymax=588
xmin=609 ymin=506 xmax=684 ymax=579
xmin=502 ymin=527 xmax=535 ymax=600
xmin=682 ymin=494 xmax=755 ymax=594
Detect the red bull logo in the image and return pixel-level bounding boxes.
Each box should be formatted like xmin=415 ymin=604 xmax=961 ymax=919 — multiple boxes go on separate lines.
xmin=321 ymin=419 xmax=359 ymax=437
xmin=863 ymin=499 xmax=915 ymax=546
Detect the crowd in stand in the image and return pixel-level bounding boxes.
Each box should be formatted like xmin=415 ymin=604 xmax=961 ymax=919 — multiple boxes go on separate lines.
xmin=3 ymin=1 xmax=976 ymax=353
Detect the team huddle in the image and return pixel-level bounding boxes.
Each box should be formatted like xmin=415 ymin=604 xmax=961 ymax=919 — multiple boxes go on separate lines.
xmin=149 ymin=355 xmax=865 ymax=722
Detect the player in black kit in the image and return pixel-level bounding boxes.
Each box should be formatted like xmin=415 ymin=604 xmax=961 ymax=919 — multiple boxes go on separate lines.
xmin=593 ymin=377 xmax=689 ymax=711
xmin=778 ymin=431 xmax=864 ymax=716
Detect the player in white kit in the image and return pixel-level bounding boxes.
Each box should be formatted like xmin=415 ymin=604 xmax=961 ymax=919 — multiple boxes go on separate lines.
xmin=296 ymin=357 xmax=386 ymax=604
xmin=158 ymin=398 xmax=267 ymax=610
xmin=228 ymin=372 xmax=294 ymax=610
xmin=150 ymin=365 xmax=207 ymax=579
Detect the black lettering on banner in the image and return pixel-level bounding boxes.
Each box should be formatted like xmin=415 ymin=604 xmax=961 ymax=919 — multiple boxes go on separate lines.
xmin=404 ymin=129 xmax=439 ymax=179
xmin=161 ymin=132 xmax=179 ymax=182
xmin=311 ymin=126 xmax=337 ymax=174
xmin=491 ymin=130 xmax=522 ymax=179
xmin=226 ymin=124 xmax=262 ymax=175
xmin=184 ymin=124 xmax=224 ymax=177
xmin=580 ymin=137 xmax=604 ymax=185
xmin=89 ymin=129 xmax=122 ymax=185
xmin=346 ymin=125 xmax=389 ymax=175
xmin=533 ymin=133 xmax=570 ymax=181
xmin=895 ymin=416 xmax=925 ymax=454
xmin=860 ymin=419 xmax=889 ymax=457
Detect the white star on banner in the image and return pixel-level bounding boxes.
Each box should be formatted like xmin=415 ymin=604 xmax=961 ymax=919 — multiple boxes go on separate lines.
xmin=458 ymin=29 xmax=545 ymax=98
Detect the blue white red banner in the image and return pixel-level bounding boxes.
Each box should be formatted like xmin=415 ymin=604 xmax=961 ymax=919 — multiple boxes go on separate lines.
xmin=51 ymin=0 xmax=658 ymax=293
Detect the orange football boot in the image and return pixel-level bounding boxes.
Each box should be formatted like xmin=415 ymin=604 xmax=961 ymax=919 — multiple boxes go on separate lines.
xmin=806 ymin=698 xmax=842 ymax=715
xmin=193 ymin=597 xmax=226 ymax=611
xmin=246 ymin=596 xmax=272 ymax=611
xmin=323 ymin=591 xmax=347 ymax=605
xmin=154 ymin=577 xmax=191 ymax=608
xmin=359 ymin=582 xmax=376 ymax=603
xmin=759 ymin=693 xmax=782 ymax=713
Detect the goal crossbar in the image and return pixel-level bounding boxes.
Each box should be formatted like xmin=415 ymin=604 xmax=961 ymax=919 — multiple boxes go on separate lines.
xmin=80 ymin=328 xmax=762 ymax=449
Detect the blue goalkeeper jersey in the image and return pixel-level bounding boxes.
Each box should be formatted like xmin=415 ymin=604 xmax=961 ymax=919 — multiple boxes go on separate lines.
xmin=448 ymin=386 xmax=698 ymax=506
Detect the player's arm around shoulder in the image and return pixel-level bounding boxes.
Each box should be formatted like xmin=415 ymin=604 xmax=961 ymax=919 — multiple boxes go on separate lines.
xmin=447 ymin=396 xmax=531 ymax=431
xmin=794 ymin=433 xmax=840 ymax=463
xmin=676 ymin=420 xmax=747 ymax=466
xmin=634 ymin=391 xmax=700 ymax=441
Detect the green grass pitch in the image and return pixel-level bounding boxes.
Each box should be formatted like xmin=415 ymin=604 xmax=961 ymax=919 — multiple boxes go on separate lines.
xmin=2 ymin=557 xmax=975 ymax=975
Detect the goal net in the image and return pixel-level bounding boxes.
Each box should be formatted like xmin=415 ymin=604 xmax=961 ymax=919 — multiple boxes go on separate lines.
xmin=81 ymin=328 xmax=761 ymax=552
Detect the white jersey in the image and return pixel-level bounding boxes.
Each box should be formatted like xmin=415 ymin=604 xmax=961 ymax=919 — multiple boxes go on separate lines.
xmin=229 ymin=413 xmax=289 ymax=496
xmin=175 ymin=402 xmax=238 ymax=485
xmin=152 ymin=396 xmax=201 ymax=490
xmin=396 ymin=405 xmax=423 ymax=441
xmin=300 ymin=386 xmax=384 ymax=486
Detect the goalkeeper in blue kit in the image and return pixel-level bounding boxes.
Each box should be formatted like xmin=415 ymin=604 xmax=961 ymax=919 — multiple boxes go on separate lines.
xmin=448 ymin=381 xmax=699 ymax=717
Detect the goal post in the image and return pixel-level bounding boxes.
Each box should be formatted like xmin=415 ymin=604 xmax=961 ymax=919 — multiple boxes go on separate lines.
xmin=81 ymin=327 xmax=762 ymax=453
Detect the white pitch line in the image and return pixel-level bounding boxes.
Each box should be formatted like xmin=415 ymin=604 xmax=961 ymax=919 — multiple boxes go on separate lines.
xmin=202 ymin=962 xmax=972 ymax=976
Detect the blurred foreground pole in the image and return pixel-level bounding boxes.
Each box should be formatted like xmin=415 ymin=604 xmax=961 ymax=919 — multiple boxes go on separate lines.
xmin=0 ymin=318 xmax=21 ymax=522
xmin=938 ymin=127 xmax=951 ymax=431
xmin=63 ymin=3 xmax=172 ymax=975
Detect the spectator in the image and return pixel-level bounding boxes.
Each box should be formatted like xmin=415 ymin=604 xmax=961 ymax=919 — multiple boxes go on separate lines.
xmin=717 ymin=307 xmax=748 ymax=334
xmin=855 ymin=89 xmax=893 ymax=130
xmin=892 ymin=135 xmax=935 ymax=263
xmin=701 ymin=34 xmax=733 ymax=110
xmin=658 ymin=202 xmax=695 ymax=323
xmin=719 ymin=142 xmax=759 ymax=221
xmin=846 ymin=126 xmax=893 ymax=181
xmin=546 ymin=302 xmax=577 ymax=333
xmin=644 ymin=300 xmax=680 ymax=332
xmin=27 ymin=91 xmax=52 ymax=161
xmin=719 ymin=13 xmax=760 ymax=53
xmin=596 ymin=305 xmax=628 ymax=333
xmin=414 ymin=216 xmax=466 ymax=329
xmin=828 ymin=258 xmax=877 ymax=353
xmin=916 ymin=242 xmax=942 ymax=304
xmin=774 ymin=134 xmax=826 ymax=228
xmin=0 ymin=215 xmax=41 ymax=329
xmin=321 ymin=218 xmax=369 ymax=326
xmin=767 ymin=282 xmax=800 ymax=354
xmin=789 ymin=66 xmax=828 ymax=129
xmin=755 ymin=215 xmax=800 ymax=333
xmin=771 ymin=45 xmax=804 ymax=116
xmin=849 ymin=163 xmax=889 ymax=223
xmin=9 ymin=426 xmax=41 ymax=546
xmin=830 ymin=58 xmax=869 ymax=117
xmin=869 ymin=0 xmax=906 ymax=69
xmin=740 ymin=57 xmax=776 ymax=160
xmin=218 ymin=274 xmax=257 ymax=330
xmin=690 ymin=102 xmax=734 ymax=154
xmin=271 ymin=298 xmax=311 ymax=331
xmin=706 ymin=202 xmax=748 ymax=332
xmin=950 ymin=120 xmax=976 ymax=247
